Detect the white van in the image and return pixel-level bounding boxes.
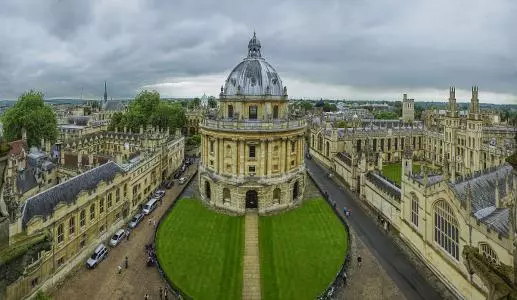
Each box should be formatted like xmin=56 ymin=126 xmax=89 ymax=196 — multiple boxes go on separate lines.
xmin=142 ymin=198 xmax=159 ymax=215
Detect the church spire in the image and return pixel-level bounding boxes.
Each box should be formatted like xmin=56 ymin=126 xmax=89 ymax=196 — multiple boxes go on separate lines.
xmin=104 ymin=81 xmax=108 ymax=102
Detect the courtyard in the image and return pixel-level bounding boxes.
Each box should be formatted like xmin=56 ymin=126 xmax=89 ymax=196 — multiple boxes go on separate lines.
xmin=381 ymin=162 xmax=440 ymax=185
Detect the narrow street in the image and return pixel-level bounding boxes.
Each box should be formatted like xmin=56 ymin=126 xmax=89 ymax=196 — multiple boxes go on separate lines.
xmin=50 ymin=164 xmax=198 ymax=300
xmin=306 ymin=159 xmax=442 ymax=300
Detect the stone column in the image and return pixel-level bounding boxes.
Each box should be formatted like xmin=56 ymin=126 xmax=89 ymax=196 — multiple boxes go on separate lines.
xmin=280 ymin=138 xmax=286 ymax=173
xmin=284 ymin=138 xmax=289 ymax=172
xmin=260 ymin=139 xmax=266 ymax=176
xmin=267 ymin=138 xmax=273 ymax=176
xmin=239 ymin=139 xmax=245 ymax=176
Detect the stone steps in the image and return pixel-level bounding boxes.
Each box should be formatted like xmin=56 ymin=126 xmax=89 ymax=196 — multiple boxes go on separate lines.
xmin=242 ymin=213 xmax=261 ymax=300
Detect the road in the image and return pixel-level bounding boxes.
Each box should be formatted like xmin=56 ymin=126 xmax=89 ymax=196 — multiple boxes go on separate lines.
xmin=306 ymin=159 xmax=442 ymax=300
xmin=51 ymin=164 xmax=198 ymax=300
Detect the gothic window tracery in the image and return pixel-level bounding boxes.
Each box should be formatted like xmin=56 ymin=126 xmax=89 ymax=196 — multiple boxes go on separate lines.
xmin=434 ymin=200 xmax=459 ymax=260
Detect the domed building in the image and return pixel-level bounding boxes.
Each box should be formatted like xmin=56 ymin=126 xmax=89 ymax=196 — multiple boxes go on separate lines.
xmin=198 ymin=33 xmax=306 ymax=214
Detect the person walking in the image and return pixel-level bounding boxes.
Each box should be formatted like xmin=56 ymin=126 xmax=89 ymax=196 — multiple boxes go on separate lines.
xmin=153 ymin=220 xmax=157 ymax=228
xmin=164 ymin=288 xmax=168 ymax=300
xmin=124 ymin=256 xmax=128 ymax=269
xmin=149 ymin=218 xmax=152 ymax=226
xmin=117 ymin=265 xmax=122 ymax=274
xmin=144 ymin=293 xmax=149 ymax=300
xmin=357 ymin=256 xmax=362 ymax=267
xmin=159 ymin=287 xmax=163 ymax=300
xmin=343 ymin=206 xmax=348 ymax=215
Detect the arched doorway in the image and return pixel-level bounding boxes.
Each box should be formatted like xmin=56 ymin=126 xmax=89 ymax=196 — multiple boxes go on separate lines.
xmin=246 ymin=190 xmax=258 ymax=209
xmin=205 ymin=181 xmax=211 ymax=200
xmin=293 ymin=181 xmax=299 ymax=200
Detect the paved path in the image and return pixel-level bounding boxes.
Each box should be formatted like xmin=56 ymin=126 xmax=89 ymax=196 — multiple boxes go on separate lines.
xmin=306 ymin=159 xmax=442 ymax=300
xmin=242 ymin=212 xmax=261 ymax=300
xmin=51 ymin=164 xmax=198 ymax=300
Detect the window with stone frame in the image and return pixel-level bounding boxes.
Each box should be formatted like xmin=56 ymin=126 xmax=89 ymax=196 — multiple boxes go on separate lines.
xmin=90 ymin=204 xmax=95 ymax=221
xmin=69 ymin=217 xmax=75 ymax=236
xmin=411 ymin=194 xmax=419 ymax=227
xmin=249 ymin=165 xmax=256 ymax=173
xmin=291 ymin=141 xmax=296 ymax=153
xmin=273 ymin=105 xmax=279 ymax=119
xmin=57 ymin=223 xmax=64 ymax=244
xmin=273 ymin=188 xmax=281 ymax=204
xmin=480 ymin=243 xmax=498 ymax=264
xmin=249 ymin=105 xmax=258 ymax=119
xmin=100 ymin=198 xmax=105 ymax=214
xmin=107 ymin=193 xmax=112 ymax=208
xmin=249 ymin=145 xmax=256 ymax=158
xmin=115 ymin=189 xmax=120 ymax=202
xmin=80 ymin=210 xmax=86 ymax=227
xmin=223 ymin=188 xmax=231 ymax=204
xmin=228 ymin=105 xmax=234 ymax=118
xmin=434 ymin=200 xmax=459 ymax=260
xmin=210 ymin=140 xmax=215 ymax=153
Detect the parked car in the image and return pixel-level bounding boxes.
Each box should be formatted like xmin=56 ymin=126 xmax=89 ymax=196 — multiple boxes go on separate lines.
xmin=178 ymin=177 xmax=187 ymax=185
xmin=154 ymin=190 xmax=165 ymax=199
xmin=109 ymin=229 xmax=127 ymax=247
xmin=128 ymin=213 xmax=144 ymax=229
xmin=166 ymin=180 xmax=174 ymax=189
xmin=86 ymin=244 xmax=108 ymax=269
xmin=142 ymin=198 xmax=159 ymax=215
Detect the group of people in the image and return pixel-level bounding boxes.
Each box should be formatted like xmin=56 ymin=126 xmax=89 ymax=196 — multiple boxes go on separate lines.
xmin=144 ymin=286 xmax=168 ymax=300
xmin=146 ymin=243 xmax=157 ymax=267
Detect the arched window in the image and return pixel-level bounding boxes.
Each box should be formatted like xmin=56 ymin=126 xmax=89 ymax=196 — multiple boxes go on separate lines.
xmin=434 ymin=200 xmax=459 ymax=260
xmin=273 ymin=188 xmax=281 ymax=204
xmin=293 ymin=181 xmax=299 ymax=200
xmin=223 ymin=188 xmax=231 ymax=204
xmin=100 ymin=198 xmax=105 ymax=214
xmin=318 ymin=134 xmax=323 ymax=151
xmin=326 ymin=141 xmax=330 ymax=157
xmin=228 ymin=105 xmax=234 ymax=118
xmin=57 ymin=223 xmax=64 ymax=243
xmin=69 ymin=217 xmax=75 ymax=236
xmin=480 ymin=243 xmax=498 ymax=264
xmin=205 ymin=181 xmax=211 ymax=200
xmin=273 ymin=105 xmax=279 ymax=119
xmin=411 ymin=194 xmax=419 ymax=227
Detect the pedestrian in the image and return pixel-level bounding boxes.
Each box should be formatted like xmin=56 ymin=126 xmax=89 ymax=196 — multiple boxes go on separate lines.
xmin=159 ymin=287 xmax=163 ymax=299
xmin=343 ymin=206 xmax=347 ymax=215
xmin=349 ymin=208 xmax=353 ymax=215
xmin=164 ymin=287 xmax=168 ymax=300
xmin=346 ymin=211 xmax=350 ymax=218
xmin=357 ymin=256 xmax=362 ymax=267
xmin=153 ymin=220 xmax=157 ymax=228
xmin=124 ymin=256 xmax=128 ymax=269
xmin=144 ymin=293 xmax=149 ymax=300
xmin=149 ymin=219 xmax=152 ymax=226
xmin=117 ymin=265 xmax=122 ymax=274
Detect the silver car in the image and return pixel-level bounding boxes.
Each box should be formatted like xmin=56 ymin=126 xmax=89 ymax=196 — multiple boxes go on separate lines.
xmin=109 ymin=229 xmax=127 ymax=247
xmin=86 ymin=244 xmax=108 ymax=269
xmin=128 ymin=213 xmax=144 ymax=229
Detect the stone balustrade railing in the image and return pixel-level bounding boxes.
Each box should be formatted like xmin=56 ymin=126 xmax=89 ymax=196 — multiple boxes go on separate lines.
xmin=200 ymin=119 xmax=306 ymax=131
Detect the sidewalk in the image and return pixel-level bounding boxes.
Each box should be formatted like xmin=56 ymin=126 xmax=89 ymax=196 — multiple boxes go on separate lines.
xmin=242 ymin=213 xmax=261 ymax=300
xmin=51 ymin=164 xmax=198 ymax=300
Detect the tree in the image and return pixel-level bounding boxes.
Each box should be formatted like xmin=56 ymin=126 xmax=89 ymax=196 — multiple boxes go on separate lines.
xmin=208 ymin=97 xmax=218 ymax=108
xmin=186 ymin=134 xmax=201 ymax=147
xmin=108 ymin=90 xmax=186 ymax=133
xmin=374 ymin=111 xmax=399 ymax=120
xmin=323 ymin=103 xmax=337 ymax=112
xmin=301 ymin=101 xmax=313 ymax=111
xmin=1 ymin=90 xmax=57 ymax=146
xmin=189 ymin=98 xmax=200 ymax=109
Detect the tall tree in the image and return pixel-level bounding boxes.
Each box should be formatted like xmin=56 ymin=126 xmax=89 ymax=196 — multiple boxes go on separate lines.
xmin=1 ymin=90 xmax=57 ymax=146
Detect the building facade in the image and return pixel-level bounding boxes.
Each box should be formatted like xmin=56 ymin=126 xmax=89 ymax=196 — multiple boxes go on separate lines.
xmin=0 ymin=128 xmax=184 ymax=300
xmin=309 ymin=87 xmax=517 ymax=299
xmin=198 ymin=33 xmax=306 ymax=214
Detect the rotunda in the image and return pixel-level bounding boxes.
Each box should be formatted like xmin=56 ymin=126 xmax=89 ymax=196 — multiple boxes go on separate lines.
xmin=198 ymin=32 xmax=306 ymax=214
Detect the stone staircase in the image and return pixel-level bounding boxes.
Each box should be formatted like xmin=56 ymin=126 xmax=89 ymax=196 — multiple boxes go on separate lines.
xmin=242 ymin=212 xmax=261 ymax=300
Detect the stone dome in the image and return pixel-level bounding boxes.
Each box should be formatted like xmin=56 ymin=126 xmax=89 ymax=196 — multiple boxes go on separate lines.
xmin=222 ymin=32 xmax=284 ymax=97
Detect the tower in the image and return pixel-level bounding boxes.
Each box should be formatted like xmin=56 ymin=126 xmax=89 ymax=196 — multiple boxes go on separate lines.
xmin=402 ymin=93 xmax=415 ymax=123
xmin=466 ymin=86 xmax=484 ymax=172
xmin=469 ymin=86 xmax=480 ymax=118
xmin=104 ymin=81 xmax=108 ymax=103
xmin=447 ymin=86 xmax=457 ymax=117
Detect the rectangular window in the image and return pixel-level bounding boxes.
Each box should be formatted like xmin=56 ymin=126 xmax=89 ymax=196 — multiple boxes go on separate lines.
xmin=107 ymin=194 xmax=112 ymax=208
xmin=80 ymin=210 xmax=86 ymax=227
xmin=57 ymin=224 xmax=64 ymax=243
xmin=249 ymin=105 xmax=258 ymax=119
xmin=210 ymin=141 xmax=215 ymax=153
xmin=249 ymin=145 xmax=256 ymax=158
xmin=57 ymin=257 xmax=65 ymax=267
xmin=90 ymin=205 xmax=95 ymax=220
xmin=291 ymin=141 xmax=296 ymax=153
xmin=100 ymin=199 xmax=104 ymax=214
xmin=69 ymin=217 xmax=75 ymax=236
xmin=249 ymin=166 xmax=256 ymax=173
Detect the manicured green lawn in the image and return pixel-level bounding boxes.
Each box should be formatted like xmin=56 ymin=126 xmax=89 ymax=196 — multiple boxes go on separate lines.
xmin=156 ymin=199 xmax=245 ymax=300
xmin=382 ymin=162 xmax=424 ymax=185
xmin=259 ymin=198 xmax=348 ymax=300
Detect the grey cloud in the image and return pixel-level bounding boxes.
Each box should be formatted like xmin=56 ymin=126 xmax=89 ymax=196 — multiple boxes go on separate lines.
xmin=0 ymin=0 xmax=516 ymax=100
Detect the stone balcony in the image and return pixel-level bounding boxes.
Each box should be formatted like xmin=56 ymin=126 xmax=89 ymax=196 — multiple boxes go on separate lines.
xmin=199 ymin=164 xmax=305 ymax=185
xmin=200 ymin=119 xmax=306 ymax=132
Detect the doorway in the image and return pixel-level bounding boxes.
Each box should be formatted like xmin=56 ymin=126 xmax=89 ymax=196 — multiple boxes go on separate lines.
xmin=293 ymin=181 xmax=299 ymax=200
xmin=246 ymin=190 xmax=258 ymax=209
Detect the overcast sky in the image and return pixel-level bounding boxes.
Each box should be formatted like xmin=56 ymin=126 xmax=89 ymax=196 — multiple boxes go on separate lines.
xmin=1 ymin=0 xmax=516 ymax=103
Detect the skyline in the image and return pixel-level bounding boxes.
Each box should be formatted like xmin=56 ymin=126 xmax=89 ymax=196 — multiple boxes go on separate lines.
xmin=1 ymin=0 xmax=516 ymax=104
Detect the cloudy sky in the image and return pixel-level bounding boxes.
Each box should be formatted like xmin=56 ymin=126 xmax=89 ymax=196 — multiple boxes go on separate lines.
xmin=1 ymin=0 xmax=516 ymax=103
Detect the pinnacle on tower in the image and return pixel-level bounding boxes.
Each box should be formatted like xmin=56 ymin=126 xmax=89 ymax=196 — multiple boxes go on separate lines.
xmin=104 ymin=81 xmax=108 ymax=102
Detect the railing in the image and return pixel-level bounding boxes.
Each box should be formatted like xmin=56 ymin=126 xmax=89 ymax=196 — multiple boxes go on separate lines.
xmin=200 ymin=119 xmax=306 ymax=131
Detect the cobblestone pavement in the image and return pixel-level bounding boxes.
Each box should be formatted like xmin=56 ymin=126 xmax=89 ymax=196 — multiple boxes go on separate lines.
xmin=242 ymin=213 xmax=261 ymax=300
xmin=50 ymin=165 xmax=198 ymax=300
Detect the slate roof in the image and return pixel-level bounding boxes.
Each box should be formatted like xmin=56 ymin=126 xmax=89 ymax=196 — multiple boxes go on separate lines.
xmin=21 ymin=161 xmax=125 ymax=228
xmin=16 ymin=167 xmax=39 ymax=194
xmin=452 ymin=164 xmax=514 ymax=235
xmin=366 ymin=171 xmax=401 ymax=200
xmin=102 ymin=100 xmax=125 ymax=111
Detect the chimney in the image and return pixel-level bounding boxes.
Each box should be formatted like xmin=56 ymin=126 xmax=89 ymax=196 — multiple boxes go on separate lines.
xmin=89 ymin=154 xmax=94 ymax=167
xmin=21 ymin=128 xmax=27 ymax=141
